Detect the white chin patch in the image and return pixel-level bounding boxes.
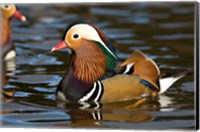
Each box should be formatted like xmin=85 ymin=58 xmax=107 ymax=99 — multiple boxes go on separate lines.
xmin=4 ymin=50 xmax=16 ymax=60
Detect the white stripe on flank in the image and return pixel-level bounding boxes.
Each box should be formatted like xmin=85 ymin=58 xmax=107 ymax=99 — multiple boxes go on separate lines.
xmin=94 ymin=81 xmax=102 ymax=102
xmin=78 ymin=82 xmax=97 ymax=102
xmin=123 ymin=63 xmax=134 ymax=74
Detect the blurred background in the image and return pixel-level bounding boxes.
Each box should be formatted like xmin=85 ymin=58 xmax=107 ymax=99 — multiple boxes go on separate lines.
xmin=1 ymin=2 xmax=195 ymax=129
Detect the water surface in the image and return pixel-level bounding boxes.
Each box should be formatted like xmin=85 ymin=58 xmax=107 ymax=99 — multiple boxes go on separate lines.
xmin=1 ymin=2 xmax=195 ymax=129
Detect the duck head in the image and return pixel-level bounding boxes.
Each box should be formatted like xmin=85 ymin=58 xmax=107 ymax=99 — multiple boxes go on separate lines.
xmin=52 ymin=22 xmax=117 ymax=83
xmin=1 ymin=4 xmax=26 ymax=21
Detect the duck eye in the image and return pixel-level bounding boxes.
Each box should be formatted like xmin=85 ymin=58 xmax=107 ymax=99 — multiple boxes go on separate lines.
xmin=4 ymin=5 xmax=9 ymax=8
xmin=1 ymin=5 xmax=10 ymax=9
xmin=73 ymin=34 xmax=79 ymax=39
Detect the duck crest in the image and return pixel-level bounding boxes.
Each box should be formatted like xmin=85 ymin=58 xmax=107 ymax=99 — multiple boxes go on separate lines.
xmin=88 ymin=23 xmax=117 ymax=57
xmin=62 ymin=21 xmax=85 ymax=40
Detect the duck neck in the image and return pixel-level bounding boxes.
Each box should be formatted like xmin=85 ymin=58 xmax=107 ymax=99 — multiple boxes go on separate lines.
xmin=1 ymin=16 xmax=12 ymax=47
xmin=57 ymin=49 xmax=106 ymax=101
xmin=1 ymin=16 xmax=13 ymax=59
xmin=58 ymin=63 xmax=97 ymax=101
xmin=72 ymin=43 xmax=107 ymax=83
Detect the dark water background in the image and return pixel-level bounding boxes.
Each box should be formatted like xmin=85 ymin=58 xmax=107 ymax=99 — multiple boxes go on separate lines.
xmin=1 ymin=2 xmax=195 ymax=129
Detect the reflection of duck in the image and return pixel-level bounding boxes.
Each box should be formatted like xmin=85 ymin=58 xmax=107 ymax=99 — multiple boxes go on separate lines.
xmin=51 ymin=22 xmax=186 ymax=103
xmin=67 ymin=109 xmax=153 ymax=127
xmin=1 ymin=4 xmax=26 ymax=60
xmin=55 ymin=99 xmax=157 ymax=127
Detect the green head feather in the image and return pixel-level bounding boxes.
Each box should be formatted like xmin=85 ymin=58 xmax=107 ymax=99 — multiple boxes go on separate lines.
xmin=93 ymin=41 xmax=118 ymax=71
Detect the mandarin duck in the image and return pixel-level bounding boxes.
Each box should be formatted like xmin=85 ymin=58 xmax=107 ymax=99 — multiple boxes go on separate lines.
xmin=0 ymin=4 xmax=26 ymax=60
xmin=51 ymin=22 xmax=185 ymax=103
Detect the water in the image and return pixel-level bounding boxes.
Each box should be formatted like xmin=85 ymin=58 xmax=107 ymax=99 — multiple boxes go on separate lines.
xmin=1 ymin=2 xmax=195 ymax=129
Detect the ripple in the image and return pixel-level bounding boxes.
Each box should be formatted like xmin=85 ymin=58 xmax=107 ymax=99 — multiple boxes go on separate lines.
xmin=159 ymin=22 xmax=193 ymax=29
xmin=171 ymin=7 xmax=194 ymax=14
xmin=119 ymin=17 xmax=151 ymax=24
xmin=2 ymin=110 xmax=70 ymax=126
xmin=90 ymin=8 xmax=131 ymax=17
xmin=117 ymin=52 xmax=130 ymax=59
xmin=152 ymin=55 xmax=179 ymax=59
xmin=44 ymin=23 xmax=69 ymax=30
xmin=13 ymin=35 xmax=44 ymax=42
xmin=45 ymin=94 xmax=56 ymax=100
xmin=39 ymin=17 xmax=58 ymax=24
xmin=3 ymin=84 xmax=17 ymax=89
xmin=160 ymin=47 xmax=169 ymax=52
xmin=116 ymin=39 xmax=144 ymax=45
xmin=13 ymin=27 xmax=48 ymax=34
xmin=145 ymin=54 xmax=158 ymax=60
xmin=159 ymin=55 xmax=179 ymax=59
xmin=181 ymin=82 xmax=194 ymax=92
xmin=59 ymin=14 xmax=79 ymax=22
xmin=9 ymin=75 xmax=61 ymax=86
xmin=102 ymin=119 xmax=194 ymax=129
xmin=16 ymin=40 xmax=59 ymax=51
xmin=103 ymin=28 xmax=134 ymax=39
xmin=1 ymin=102 xmax=49 ymax=111
xmin=17 ymin=54 xmax=63 ymax=65
xmin=130 ymin=46 xmax=152 ymax=51
xmin=96 ymin=21 xmax=111 ymax=28
xmin=14 ymin=92 xmax=32 ymax=97
xmin=33 ymin=87 xmax=56 ymax=93
xmin=153 ymin=34 xmax=193 ymax=40
xmin=151 ymin=13 xmax=170 ymax=19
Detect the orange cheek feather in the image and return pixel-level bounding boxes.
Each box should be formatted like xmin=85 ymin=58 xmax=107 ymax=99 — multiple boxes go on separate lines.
xmin=66 ymin=33 xmax=83 ymax=50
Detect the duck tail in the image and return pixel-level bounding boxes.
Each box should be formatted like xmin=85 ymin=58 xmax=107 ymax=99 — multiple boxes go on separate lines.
xmin=159 ymin=71 xmax=192 ymax=94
